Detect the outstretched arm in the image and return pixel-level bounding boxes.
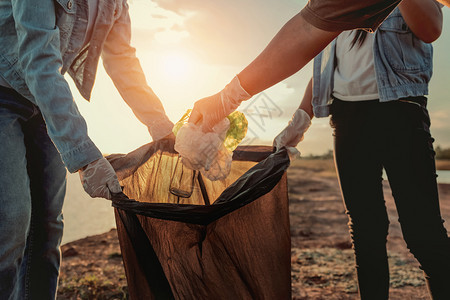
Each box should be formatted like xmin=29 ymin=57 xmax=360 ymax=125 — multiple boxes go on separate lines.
xmin=11 ymin=0 xmax=103 ymax=172
xmin=238 ymin=13 xmax=338 ymax=96
xmin=102 ymin=1 xmax=174 ymax=141
xmin=188 ymin=0 xmax=406 ymax=130
xmin=437 ymin=0 xmax=449 ymax=7
xmin=189 ymin=14 xmax=337 ymax=129
xmin=11 ymin=0 xmax=121 ymax=199
xmin=399 ymin=0 xmax=443 ymax=43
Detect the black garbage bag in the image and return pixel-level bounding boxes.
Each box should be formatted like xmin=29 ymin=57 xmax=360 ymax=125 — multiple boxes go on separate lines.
xmin=107 ymin=139 xmax=291 ymax=300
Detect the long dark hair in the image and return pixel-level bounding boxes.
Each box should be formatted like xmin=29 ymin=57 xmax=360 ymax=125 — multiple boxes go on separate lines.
xmin=349 ymin=30 xmax=368 ymax=50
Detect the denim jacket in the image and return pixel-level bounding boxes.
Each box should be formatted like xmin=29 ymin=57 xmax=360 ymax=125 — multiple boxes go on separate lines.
xmin=0 ymin=0 xmax=173 ymax=172
xmin=312 ymin=7 xmax=433 ymax=118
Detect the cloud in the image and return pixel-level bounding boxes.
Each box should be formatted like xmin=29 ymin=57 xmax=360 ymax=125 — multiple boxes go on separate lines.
xmin=128 ymin=0 xmax=190 ymax=44
xmin=154 ymin=28 xmax=190 ymax=44
xmin=151 ymin=0 xmax=307 ymax=65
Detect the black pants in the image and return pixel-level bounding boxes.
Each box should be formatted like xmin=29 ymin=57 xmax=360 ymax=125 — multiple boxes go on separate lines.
xmin=330 ymin=97 xmax=450 ymax=300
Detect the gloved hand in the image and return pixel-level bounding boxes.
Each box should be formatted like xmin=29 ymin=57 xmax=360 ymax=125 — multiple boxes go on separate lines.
xmin=188 ymin=76 xmax=251 ymax=132
xmin=79 ymin=157 xmax=122 ymax=200
xmin=273 ymin=108 xmax=312 ymax=151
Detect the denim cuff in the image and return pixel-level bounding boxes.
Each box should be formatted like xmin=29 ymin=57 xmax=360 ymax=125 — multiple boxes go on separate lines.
xmin=61 ymin=140 xmax=103 ymax=173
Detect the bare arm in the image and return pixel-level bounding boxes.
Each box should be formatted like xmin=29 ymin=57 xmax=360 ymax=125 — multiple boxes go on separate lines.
xmin=399 ymin=0 xmax=443 ymax=43
xmin=437 ymin=0 xmax=449 ymax=7
xmin=102 ymin=1 xmax=174 ymax=141
xmin=299 ymin=78 xmax=314 ymax=119
xmin=237 ymin=13 xmax=339 ymax=96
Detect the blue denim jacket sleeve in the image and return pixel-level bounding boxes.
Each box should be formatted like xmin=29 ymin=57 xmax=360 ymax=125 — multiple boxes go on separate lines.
xmin=11 ymin=0 xmax=103 ymax=172
xmin=373 ymin=8 xmax=432 ymax=101
xmin=312 ymin=40 xmax=336 ymax=118
xmin=101 ymin=0 xmax=174 ymax=141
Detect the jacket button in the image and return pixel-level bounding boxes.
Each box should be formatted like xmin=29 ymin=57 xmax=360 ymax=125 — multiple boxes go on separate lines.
xmin=67 ymin=0 xmax=73 ymax=9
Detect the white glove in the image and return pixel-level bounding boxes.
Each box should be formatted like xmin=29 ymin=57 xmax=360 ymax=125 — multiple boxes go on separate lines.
xmin=273 ymin=108 xmax=311 ymax=151
xmin=79 ymin=157 xmax=122 ymax=200
xmin=188 ymin=76 xmax=252 ymax=132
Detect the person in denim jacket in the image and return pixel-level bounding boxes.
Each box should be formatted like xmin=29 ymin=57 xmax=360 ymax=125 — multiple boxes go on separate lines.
xmin=274 ymin=0 xmax=450 ymax=299
xmin=0 ymin=0 xmax=174 ymax=298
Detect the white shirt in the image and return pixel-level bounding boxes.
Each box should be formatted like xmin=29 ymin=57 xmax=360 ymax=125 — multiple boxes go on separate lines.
xmin=332 ymin=31 xmax=379 ymax=101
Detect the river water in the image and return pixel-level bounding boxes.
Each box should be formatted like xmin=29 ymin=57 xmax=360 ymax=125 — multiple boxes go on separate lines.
xmin=437 ymin=170 xmax=450 ymax=184
xmin=62 ymin=173 xmax=116 ymax=245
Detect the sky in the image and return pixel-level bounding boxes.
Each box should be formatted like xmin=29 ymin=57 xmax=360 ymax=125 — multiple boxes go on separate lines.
xmin=68 ymin=0 xmax=450 ymax=156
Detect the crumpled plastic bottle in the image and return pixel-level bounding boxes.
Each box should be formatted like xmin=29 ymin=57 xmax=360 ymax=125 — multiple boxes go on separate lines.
xmin=173 ymin=110 xmax=248 ymax=181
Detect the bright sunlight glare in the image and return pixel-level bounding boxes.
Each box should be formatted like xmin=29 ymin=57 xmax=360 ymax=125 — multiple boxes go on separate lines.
xmin=159 ymin=52 xmax=193 ymax=82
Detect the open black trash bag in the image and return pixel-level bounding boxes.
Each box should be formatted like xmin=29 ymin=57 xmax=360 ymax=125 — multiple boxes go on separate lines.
xmin=107 ymin=139 xmax=291 ymax=299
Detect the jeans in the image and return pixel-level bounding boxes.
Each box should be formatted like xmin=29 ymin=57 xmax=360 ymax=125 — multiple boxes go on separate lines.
xmin=330 ymin=97 xmax=450 ymax=300
xmin=0 ymin=87 xmax=66 ymax=300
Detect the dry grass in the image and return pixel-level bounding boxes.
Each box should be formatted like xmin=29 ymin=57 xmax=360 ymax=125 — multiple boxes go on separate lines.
xmin=436 ymin=160 xmax=450 ymax=170
xmin=293 ymin=158 xmax=450 ymax=173
xmin=290 ymin=159 xmax=337 ymax=178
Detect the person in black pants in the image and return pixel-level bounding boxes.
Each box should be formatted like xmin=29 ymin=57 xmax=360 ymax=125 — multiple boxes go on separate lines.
xmin=273 ymin=1 xmax=449 ymax=298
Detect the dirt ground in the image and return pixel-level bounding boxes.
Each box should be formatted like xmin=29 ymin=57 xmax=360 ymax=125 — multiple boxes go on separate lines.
xmin=58 ymin=159 xmax=450 ymax=299
xmin=288 ymin=159 xmax=450 ymax=299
